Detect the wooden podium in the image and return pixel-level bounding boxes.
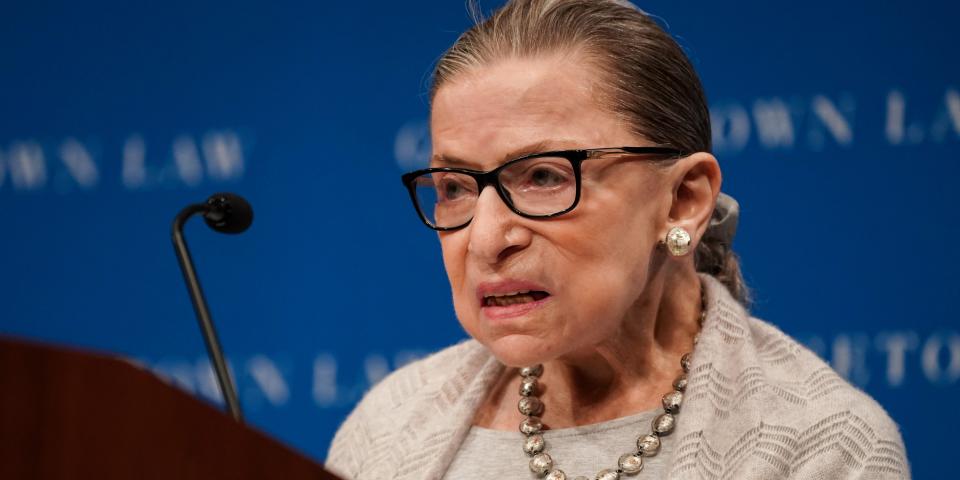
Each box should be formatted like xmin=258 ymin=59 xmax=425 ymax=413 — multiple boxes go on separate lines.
xmin=0 ymin=336 xmax=342 ymax=480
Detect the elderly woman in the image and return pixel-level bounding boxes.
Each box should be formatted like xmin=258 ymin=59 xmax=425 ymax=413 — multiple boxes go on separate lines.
xmin=327 ymin=1 xmax=909 ymax=479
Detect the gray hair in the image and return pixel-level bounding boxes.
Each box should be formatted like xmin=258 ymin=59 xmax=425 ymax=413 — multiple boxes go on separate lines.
xmin=430 ymin=0 xmax=750 ymax=305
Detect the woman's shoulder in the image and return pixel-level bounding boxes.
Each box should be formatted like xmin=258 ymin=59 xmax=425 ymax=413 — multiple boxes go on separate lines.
xmin=744 ymin=314 xmax=903 ymax=425
xmin=332 ymin=337 xmax=490 ymax=428
xmin=688 ymin=276 xmax=909 ymax=477
xmin=362 ymin=338 xmax=490 ymax=409
xmin=684 ymin=303 xmax=910 ymax=477
xmin=700 ymin=276 xmax=904 ymax=426
xmin=748 ymin=315 xmax=910 ymax=476
xmin=325 ymin=338 xmax=495 ymax=479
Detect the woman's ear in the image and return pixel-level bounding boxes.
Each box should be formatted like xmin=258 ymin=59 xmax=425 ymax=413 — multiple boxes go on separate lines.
xmin=663 ymin=152 xmax=722 ymax=249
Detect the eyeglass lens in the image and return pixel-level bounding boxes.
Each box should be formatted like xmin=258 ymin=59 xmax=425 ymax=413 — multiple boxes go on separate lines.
xmin=412 ymin=156 xmax=577 ymax=228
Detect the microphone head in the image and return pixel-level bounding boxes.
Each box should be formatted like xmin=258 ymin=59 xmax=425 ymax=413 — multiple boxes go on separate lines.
xmin=203 ymin=192 xmax=254 ymax=234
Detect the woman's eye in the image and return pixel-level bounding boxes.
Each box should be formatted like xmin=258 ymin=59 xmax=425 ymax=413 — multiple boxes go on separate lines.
xmin=438 ymin=177 xmax=473 ymax=200
xmin=527 ymin=167 xmax=568 ymax=187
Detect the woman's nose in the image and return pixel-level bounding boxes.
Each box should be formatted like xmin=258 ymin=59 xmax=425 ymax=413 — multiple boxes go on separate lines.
xmin=466 ymin=186 xmax=531 ymax=264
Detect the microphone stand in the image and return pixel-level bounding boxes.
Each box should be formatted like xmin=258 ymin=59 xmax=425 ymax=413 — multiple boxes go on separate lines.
xmin=172 ymin=204 xmax=244 ymax=422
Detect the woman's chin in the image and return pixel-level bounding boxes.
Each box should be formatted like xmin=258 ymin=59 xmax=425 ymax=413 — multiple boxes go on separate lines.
xmin=483 ymin=334 xmax=559 ymax=368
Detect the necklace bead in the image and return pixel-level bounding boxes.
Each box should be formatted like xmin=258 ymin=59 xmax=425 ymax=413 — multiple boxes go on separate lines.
xmin=672 ymin=374 xmax=688 ymax=392
xmin=520 ymin=416 xmax=543 ymax=435
xmin=520 ymin=377 xmax=538 ymax=396
xmin=529 ymin=452 xmax=554 ymax=475
xmin=636 ymin=433 xmax=661 ymax=456
xmin=596 ymin=468 xmax=620 ymax=480
xmin=524 ymin=434 xmax=546 ymax=455
xmin=519 ymin=396 xmax=544 ymax=416
xmin=652 ymin=412 xmax=676 ymax=435
xmin=661 ymin=390 xmax=683 ymax=413
xmin=521 ymin=364 xmax=544 ymax=378
xmin=618 ymin=453 xmax=644 ymax=474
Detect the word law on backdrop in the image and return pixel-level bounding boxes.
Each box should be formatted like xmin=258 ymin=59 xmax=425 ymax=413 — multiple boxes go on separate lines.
xmin=0 ymin=129 xmax=245 ymax=193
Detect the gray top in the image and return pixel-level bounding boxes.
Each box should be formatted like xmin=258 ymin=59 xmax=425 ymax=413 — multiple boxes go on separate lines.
xmin=443 ymin=408 xmax=671 ymax=479
xmin=327 ymin=275 xmax=909 ymax=480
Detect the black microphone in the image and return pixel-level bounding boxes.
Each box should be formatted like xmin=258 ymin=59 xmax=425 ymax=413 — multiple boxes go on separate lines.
xmin=170 ymin=192 xmax=253 ymax=422
xmin=202 ymin=192 xmax=254 ymax=234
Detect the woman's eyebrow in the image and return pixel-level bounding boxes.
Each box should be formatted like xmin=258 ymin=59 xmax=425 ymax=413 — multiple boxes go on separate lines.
xmin=430 ymin=153 xmax=481 ymax=169
xmin=431 ymin=139 xmax=581 ymax=168
xmin=501 ymin=140 xmax=554 ymax=161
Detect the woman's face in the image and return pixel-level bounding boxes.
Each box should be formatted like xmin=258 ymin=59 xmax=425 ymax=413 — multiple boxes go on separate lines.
xmin=430 ymin=54 xmax=673 ymax=367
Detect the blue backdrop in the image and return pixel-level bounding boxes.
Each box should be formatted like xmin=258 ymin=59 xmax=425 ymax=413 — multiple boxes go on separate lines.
xmin=1 ymin=1 xmax=956 ymax=478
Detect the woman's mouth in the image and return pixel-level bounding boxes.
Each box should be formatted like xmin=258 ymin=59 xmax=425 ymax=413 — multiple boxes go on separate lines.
xmin=476 ymin=280 xmax=553 ymax=320
xmin=478 ymin=287 xmax=552 ymax=320
xmin=482 ymin=290 xmax=550 ymax=307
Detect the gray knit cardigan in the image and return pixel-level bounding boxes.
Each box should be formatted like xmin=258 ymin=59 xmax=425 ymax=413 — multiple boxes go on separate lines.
xmin=326 ymin=275 xmax=910 ymax=479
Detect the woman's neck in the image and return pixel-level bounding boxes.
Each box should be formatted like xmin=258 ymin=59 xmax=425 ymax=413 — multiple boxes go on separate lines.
xmin=473 ymin=268 xmax=703 ymax=430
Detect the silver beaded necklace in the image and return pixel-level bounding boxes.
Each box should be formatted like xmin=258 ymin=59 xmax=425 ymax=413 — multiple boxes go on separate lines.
xmin=517 ymin=291 xmax=705 ymax=480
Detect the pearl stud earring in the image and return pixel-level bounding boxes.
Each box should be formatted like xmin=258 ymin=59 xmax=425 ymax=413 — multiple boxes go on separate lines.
xmin=665 ymin=226 xmax=692 ymax=256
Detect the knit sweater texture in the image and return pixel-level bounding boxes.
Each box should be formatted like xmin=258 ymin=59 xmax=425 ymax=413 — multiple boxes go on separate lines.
xmin=326 ymin=275 xmax=910 ymax=479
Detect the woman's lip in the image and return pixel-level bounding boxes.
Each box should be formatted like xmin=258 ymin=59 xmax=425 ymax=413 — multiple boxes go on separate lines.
xmin=475 ymin=279 xmax=551 ymax=303
xmin=481 ymin=294 xmax=552 ymax=320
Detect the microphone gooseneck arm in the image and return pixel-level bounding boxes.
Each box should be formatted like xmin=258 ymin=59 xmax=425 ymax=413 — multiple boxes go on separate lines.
xmin=171 ymin=203 xmax=244 ymax=422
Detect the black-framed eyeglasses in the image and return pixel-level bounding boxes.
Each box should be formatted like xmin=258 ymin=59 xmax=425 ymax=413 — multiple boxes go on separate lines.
xmin=400 ymin=146 xmax=686 ymax=231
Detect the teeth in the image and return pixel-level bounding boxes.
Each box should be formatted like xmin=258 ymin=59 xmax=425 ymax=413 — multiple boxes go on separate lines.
xmin=490 ymin=290 xmax=531 ymax=298
xmin=488 ymin=294 xmax=534 ymax=306
xmin=484 ymin=291 xmax=544 ymax=307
